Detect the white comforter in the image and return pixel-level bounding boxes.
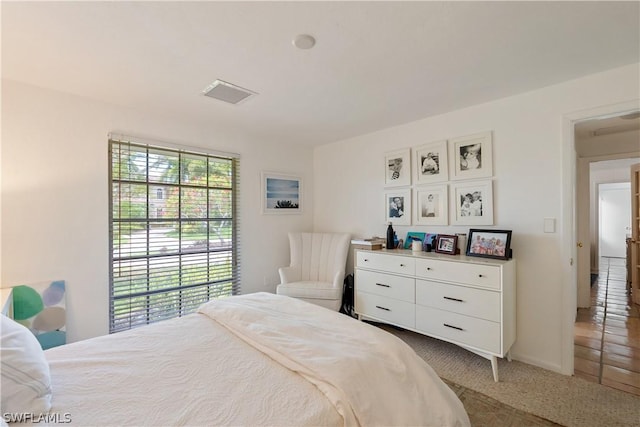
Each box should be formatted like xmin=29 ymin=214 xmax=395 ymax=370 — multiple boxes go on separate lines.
xmin=198 ymin=292 xmax=469 ymax=427
xmin=34 ymin=292 xmax=469 ymax=426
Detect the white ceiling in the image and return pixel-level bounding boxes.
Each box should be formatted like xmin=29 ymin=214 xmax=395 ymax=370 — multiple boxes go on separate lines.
xmin=574 ymin=113 xmax=640 ymax=139
xmin=2 ymin=1 xmax=639 ymax=147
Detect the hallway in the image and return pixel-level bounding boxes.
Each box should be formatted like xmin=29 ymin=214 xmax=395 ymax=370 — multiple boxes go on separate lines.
xmin=574 ymin=257 xmax=640 ymax=395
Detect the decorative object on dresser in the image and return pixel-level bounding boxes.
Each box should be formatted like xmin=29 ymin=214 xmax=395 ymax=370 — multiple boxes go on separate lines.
xmin=277 ymin=232 xmax=351 ymax=311
xmin=354 ymin=249 xmax=516 ymax=382
xmin=413 ymin=140 xmax=448 ymax=184
xmin=384 ymin=148 xmax=411 ymax=187
xmin=403 ymin=232 xmax=427 ymax=249
xmin=466 ymin=229 xmax=513 ymax=260
xmin=449 ymin=131 xmax=493 ymax=181
xmin=450 ymin=179 xmax=494 ymax=225
xmin=261 ymin=172 xmax=302 ymax=214
xmin=384 ymin=189 xmax=411 ymax=226
xmin=435 ymin=235 xmax=459 ymax=255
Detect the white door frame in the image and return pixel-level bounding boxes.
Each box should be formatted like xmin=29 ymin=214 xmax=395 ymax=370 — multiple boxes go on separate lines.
xmin=561 ymin=100 xmax=640 ymax=375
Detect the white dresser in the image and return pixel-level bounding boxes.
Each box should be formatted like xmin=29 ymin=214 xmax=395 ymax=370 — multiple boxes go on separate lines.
xmin=355 ymin=249 xmax=516 ymax=381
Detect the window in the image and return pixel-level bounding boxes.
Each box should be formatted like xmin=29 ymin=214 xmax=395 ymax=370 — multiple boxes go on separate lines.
xmin=109 ymin=139 xmax=239 ymax=333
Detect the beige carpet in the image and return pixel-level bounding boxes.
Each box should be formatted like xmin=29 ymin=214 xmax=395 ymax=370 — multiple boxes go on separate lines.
xmin=380 ymin=324 xmax=640 ymax=427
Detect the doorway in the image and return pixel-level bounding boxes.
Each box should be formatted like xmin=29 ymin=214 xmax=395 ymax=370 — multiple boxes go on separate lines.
xmin=562 ymin=100 xmax=640 ymax=375
xmin=599 ymin=182 xmax=631 ymax=259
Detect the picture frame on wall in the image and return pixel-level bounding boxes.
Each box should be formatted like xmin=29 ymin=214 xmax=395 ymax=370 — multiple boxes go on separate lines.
xmin=384 ymin=189 xmax=411 ymax=226
xmin=450 ymin=179 xmax=494 ymax=225
xmin=261 ymin=172 xmax=302 ymax=214
xmin=466 ymin=229 xmax=512 ymax=260
xmin=413 ymin=140 xmax=448 ymax=184
xmin=414 ymin=184 xmax=448 ymax=225
xmin=449 ymin=131 xmax=493 ymax=180
xmin=384 ymin=148 xmax=411 ymax=187
xmin=435 ymin=234 xmax=458 ymax=255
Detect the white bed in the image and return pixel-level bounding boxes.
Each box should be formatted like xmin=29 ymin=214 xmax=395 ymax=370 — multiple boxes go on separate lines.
xmin=6 ymin=292 xmax=470 ymax=426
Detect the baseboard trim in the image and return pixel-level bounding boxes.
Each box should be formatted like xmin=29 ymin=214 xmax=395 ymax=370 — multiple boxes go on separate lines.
xmin=509 ymin=352 xmax=564 ymax=375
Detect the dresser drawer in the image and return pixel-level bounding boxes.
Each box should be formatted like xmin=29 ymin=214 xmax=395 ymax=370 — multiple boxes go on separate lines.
xmin=357 ymin=251 xmax=415 ymax=276
xmin=416 ymin=280 xmax=500 ymax=322
xmin=415 ymin=305 xmax=501 ymax=354
xmin=356 ymin=291 xmax=415 ymax=329
xmin=356 ymin=269 xmax=415 ymax=303
xmin=415 ymin=258 xmax=500 ymax=290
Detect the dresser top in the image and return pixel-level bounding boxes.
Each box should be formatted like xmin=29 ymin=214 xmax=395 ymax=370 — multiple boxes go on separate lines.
xmin=356 ymin=248 xmax=515 ymax=266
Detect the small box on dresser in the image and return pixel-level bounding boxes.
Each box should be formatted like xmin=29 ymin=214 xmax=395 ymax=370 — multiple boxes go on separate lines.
xmin=354 ymin=248 xmax=516 ymax=382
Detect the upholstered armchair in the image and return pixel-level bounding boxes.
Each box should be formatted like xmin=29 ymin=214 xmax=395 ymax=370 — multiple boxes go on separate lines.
xmin=276 ymin=232 xmax=351 ymax=311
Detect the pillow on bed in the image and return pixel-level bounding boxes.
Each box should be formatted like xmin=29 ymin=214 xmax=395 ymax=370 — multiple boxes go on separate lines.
xmin=1 ymin=314 xmax=52 ymax=416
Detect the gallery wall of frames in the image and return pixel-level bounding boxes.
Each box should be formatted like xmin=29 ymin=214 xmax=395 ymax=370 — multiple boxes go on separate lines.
xmin=384 ymin=130 xmax=494 ymax=227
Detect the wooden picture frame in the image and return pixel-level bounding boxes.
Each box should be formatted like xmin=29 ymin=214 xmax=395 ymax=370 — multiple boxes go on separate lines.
xmin=435 ymin=234 xmax=458 ymax=255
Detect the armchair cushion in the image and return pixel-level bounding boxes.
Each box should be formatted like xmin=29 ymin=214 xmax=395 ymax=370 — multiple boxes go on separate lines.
xmin=276 ymin=281 xmax=342 ymax=301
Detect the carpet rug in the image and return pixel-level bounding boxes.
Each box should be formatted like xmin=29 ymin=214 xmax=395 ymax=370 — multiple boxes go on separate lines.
xmin=379 ymin=323 xmax=640 ymax=427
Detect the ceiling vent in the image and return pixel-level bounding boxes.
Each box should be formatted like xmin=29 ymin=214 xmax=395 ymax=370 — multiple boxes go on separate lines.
xmin=203 ymin=80 xmax=257 ymax=105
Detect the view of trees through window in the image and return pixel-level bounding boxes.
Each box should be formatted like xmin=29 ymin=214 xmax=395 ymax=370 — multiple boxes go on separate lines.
xmin=109 ymin=140 xmax=238 ymax=332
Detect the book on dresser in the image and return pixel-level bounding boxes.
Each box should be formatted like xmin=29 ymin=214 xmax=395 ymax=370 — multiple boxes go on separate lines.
xmin=354 ymin=248 xmax=516 ymax=382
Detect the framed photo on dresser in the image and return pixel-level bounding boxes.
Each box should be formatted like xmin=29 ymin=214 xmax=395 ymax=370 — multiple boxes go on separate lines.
xmin=466 ymin=229 xmax=512 ymax=260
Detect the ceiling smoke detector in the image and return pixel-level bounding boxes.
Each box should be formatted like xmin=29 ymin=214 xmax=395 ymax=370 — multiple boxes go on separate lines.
xmin=203 ymin=80 xmax=257 ymax=105
xmin=293 ymin=34 xmax=316 ymax=49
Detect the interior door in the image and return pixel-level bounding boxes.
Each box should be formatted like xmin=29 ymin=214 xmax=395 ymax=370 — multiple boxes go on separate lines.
xmin=631 ymin=163 xmax=640 ymax=305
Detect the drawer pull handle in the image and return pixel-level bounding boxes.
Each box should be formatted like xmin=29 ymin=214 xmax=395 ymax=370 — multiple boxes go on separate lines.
xmin=426 ymin=267 xmax=432 ymax=271
xmin=375 ymin=305 xmax=391 ymax=311
xmin=444 ymin=323 xmax=464 ymax=331
xmin=364 ymin=259 xmax=369 ymax=262
xmin=400 ymin=264 xmax=405 ymax=267
xmin=375 ymin=283 xmax=390 ymax=288
xmin=443 ymin=296 xmax=463 ymax=303
xmin=478 ymin=274 xmax=484 ymax=278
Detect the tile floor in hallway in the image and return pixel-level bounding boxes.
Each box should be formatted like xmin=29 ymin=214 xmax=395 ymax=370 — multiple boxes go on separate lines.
xmin=574 ymin=257 xmax=640 ymax=396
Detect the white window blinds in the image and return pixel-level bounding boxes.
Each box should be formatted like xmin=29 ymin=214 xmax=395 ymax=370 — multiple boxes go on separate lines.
xmin=109 ymin=139 xmax=240 ymax=333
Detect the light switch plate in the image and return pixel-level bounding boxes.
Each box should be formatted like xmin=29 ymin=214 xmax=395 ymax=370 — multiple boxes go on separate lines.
xmin=544 ymin=218 xmax=556 ymax=233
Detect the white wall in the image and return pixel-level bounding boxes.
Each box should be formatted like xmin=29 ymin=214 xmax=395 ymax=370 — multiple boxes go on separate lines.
xmin=1 ymin=80 xmax=314 ymax=342
xmin=313 ymin=63 xmax=640 ymax=373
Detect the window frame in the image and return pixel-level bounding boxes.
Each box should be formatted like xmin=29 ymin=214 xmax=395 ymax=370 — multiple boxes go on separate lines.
xmin=108 ymin=139 xmax=240 ymax=333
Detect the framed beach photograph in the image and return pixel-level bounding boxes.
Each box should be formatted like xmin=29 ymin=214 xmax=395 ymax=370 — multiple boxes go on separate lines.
xmin=384 ymin=148 xmax=411 ymax=187
xmin=384 ymin=189 xmax=411 ymax=226
xmin=449 ymin=131 xmax=493 ymax=180
xmin=450 ymin=179 xmax=494 ymax=225
xmin=414 ymin=184 xmax=448 ymax=226
xmin=261 ymin=172 xmax=302 ymax=214
xmin=435 ymin=234 xmax=458 ymax=255
xmin=413 ymin=140 xmax=448 ymax=184
xmin=466 ymin=229 xmax=512 ymax=260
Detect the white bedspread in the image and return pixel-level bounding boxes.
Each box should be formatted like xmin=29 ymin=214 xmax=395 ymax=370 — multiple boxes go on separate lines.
xmin=34 ymin=309 xmax=342 ymax=426
xmin=198 ymin=292 xmax=470 ymax=427
xmin=27 ymin=292 xmax=469 ymax=426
